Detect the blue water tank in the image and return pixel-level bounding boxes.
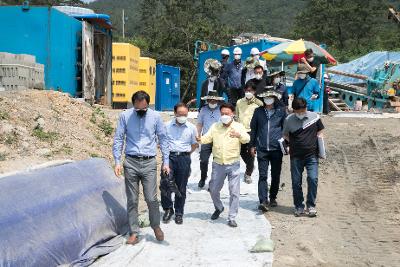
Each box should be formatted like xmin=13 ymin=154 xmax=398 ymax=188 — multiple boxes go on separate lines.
xmin=155 ymin=64 xmax=180 ymax=111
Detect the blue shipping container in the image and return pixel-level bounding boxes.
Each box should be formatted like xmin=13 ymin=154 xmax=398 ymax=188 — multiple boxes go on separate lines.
xmin=0 ymin=6 xmax=82 ymax=96
xmin=156 ymin=64 xmax=180 ymax=111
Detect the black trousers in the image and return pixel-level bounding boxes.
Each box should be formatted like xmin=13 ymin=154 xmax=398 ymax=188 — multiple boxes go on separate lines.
xmin=199 ymin=143 xmax=212 ymax=181
xmin=240 ymin=143 xmax=255 ymax=176
xmin=160 ymin=154 xmax=191 ymax=216
xmin=228 ymin=87 xmax=244 ymax=106
xmin=257 ymin=150 xmax=283 ymax=203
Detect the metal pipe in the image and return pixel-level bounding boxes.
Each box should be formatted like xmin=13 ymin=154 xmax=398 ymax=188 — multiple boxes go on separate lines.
xmin=326 ymin=81 xmax=367 ymax=94
xmin=326 ymin=69 xmax=369 ymax=80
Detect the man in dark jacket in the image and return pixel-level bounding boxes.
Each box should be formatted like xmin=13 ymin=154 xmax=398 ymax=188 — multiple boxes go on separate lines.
xmin=251 ymin=64 xmax=268 ymax=97
xmin=200 ymin=59 xmax=227 ymax=107
xmin=250 ymin=88 xmax=287 ymax=211
xmin=268 ymin=71 xmax=288 ymax=108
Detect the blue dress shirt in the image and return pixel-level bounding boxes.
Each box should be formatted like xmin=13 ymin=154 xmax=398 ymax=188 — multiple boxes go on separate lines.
xmin=113 ymin=108 xmax=169 ymax=165
xmin=166 ymin=120 xmax=198 ymax=153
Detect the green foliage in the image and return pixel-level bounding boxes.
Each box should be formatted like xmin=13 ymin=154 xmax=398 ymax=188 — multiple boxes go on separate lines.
xmin=32 ymin=127 xmax=59 ymax=143
xmin=98 ymin=119 xmax=113 ymax=136
xmin=0 ymin=110 xmax=9 ymax=120
xmin=89 ymin=152 xmax=100 ymax=158
xmin=4 ymin=133 xmax=17 ymax=145
xmin=89 ymin=0 xmax=400 ymax=97
xmin=0 ymin=152 xmax=6 ymax=161
xmin=292 ymin=0 xmax=400 ymax=62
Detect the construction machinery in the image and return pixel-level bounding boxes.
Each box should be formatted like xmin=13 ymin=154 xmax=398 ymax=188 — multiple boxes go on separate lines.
xmin=326 ymin=62 xmax=400 ymax=111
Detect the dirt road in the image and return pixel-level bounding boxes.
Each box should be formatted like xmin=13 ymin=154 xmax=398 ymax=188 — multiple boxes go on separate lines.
xmin=268 ymin=117 xmax=400 ymax=267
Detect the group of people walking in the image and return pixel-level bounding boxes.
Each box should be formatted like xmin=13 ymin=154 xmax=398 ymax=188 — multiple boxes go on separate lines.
xmin=112 ymin=47 xmax=325 ymax=245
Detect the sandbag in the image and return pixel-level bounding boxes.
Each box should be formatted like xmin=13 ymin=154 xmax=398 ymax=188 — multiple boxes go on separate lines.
xmin=0 ymin=158 xmax=128 ymax=267
xmin=249 ymin=237 xmax=275 ymax=253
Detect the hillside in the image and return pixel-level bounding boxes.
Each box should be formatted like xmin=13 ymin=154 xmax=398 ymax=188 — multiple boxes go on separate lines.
xmin=89 ymin=0 xmax=305 ymax=39
xmin=0 ymin=90 xmax=117 ymax=174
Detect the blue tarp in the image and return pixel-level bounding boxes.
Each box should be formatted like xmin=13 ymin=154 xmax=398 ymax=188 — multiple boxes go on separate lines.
xmin=0 ymin=158 xmax=128 ymax=267
xmin=329 ymin=51 xmax=400 ymax=83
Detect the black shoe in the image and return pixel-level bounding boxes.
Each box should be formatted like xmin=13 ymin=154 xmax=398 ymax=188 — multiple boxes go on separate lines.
xmin=198 ymin=179 xmax=206 ymax=188
xmin=175 ymin=215 xmax=183 ymax=224
xmin=269 ymin=199 xmax=278 ymax=207
xmin=211 ymin=207 xmax=224 ymax=220
xmin=258 ymin=202 xmax=269 ymax=212
xmin=228 ymin=220 xmax=237 ymax=227
xmin=162 ymin=209 xmax=174 ymax=223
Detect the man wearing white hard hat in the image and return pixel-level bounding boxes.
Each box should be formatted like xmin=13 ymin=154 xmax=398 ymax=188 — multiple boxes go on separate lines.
xmin=220 ymin=49 xmax=230 ymax=87
xmin=225 ymin=47 xmax=244 ymax=106
xmin=250 ymin=47 xmax=268 ymax=74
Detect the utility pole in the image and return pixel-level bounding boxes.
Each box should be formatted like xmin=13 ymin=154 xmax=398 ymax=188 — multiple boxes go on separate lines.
xmin=122 ymin=9 xmax=125 ymax=40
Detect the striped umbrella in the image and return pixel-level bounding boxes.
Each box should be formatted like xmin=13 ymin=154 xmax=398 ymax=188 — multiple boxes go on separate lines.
xmin=260 ymin=39 xmax=337 ymax=65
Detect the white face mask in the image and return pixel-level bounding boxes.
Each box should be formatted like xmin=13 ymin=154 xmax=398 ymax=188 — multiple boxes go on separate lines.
xmin=253 ymin=55 xmax=260 ymax=60
xmin=234 ymin=54 xmax=241 ymax=60
xmin=209 ymin=76 xmax=217 ymax=82
xmin=220 ymin=115 xmax=232 ymax=125
xmin=307 ymin=57 xmax=314 ymax=62
xmin=255 ymin=73 xmax=263 ymax=80
xmin=298 ymin=73 xmax=307 ymax=80
xmin=264 ymin=97 xmax=275 ymax=105
xmin=245 ymin=92 xmax=254 ymax=99
xmin=295 ymin=113 xmax=306 ymax=120
xmin=274 ymin=77 xmax=281 ymax=84
xmin=176 ymin=116 xmax=187 ymax=124
xmin=208 ymin=103 xmax=218 ymax=109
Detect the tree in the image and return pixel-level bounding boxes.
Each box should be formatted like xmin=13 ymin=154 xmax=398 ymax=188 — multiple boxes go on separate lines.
xmin=292 ymin=0 xmax=400 ymax=62
xmin=136 ymin=0 xmax=234 ymax=102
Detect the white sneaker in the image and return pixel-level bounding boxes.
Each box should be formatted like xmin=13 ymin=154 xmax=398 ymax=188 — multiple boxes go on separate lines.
xmin=307 ymin=207 xmax=317 ymax=217
xmin=244 ymin=174 xmax=252 ymax=184
xmin=294 ymin=207 xmax=306 ymax=217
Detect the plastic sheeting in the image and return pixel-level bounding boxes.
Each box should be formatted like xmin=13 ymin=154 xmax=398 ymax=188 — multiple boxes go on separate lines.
xmin=0 ymin=158 xmax=128 ymax=267
xmin=92 ymin=151 xmax=274 ymax=267
xmin=329 ymin=51 xmax=400 ymax=83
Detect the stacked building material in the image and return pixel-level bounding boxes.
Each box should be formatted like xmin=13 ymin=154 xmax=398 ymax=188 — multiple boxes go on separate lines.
xmin=0 ymin=52 xmax=44 ymax=91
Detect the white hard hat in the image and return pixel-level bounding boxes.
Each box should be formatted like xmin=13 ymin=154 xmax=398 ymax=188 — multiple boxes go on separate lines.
xmin=250 ymin=47 xmax=260 ymax=55
xmin=221 ymin=49 xmax=230 ymax=56
xmin=233 ymin=47 xmax=242 ymax=55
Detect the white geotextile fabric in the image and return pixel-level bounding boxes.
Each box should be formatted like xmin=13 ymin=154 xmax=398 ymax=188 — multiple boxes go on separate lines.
xmin=93 ymin=151 xmax=273 ymax=267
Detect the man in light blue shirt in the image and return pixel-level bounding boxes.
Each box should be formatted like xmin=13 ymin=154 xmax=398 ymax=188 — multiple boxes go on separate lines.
xmin=290 ymin=64 xmax=321 ymax=111
xmin=113 ymin=91 xmax=169 ymax=245
xmin=197 ymin=91 xmax=223 ymax=188
xmin=161 ymin=103 xmax=198 ymax=225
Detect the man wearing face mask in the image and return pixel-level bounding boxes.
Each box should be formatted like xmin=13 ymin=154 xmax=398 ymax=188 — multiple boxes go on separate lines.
xmin=250 ymin=88 xmax=287 ymax=210
xmin=220 ymin=49 xmax=230 ymax=86
xmin=290 ymin=64 xmax=321 ymax=112
xmin=250 ymin=47 xmax=267 ymax=73
xmin=236 ymin=80 xmax=263 ymax=184
xmin=197 ymin=91 xmax=224 ymax=188
xmin=200 ymin=59 xmax=226 ymax=107
xmin=283 ymin=97 xmax=324 ymax=217
xmin=113 ymin=90 xmax=169 ymax=245
xmin=161 ymin=103 xmax=198 ymax=225
xmin=269 ymin=71 xmax=288 ymax=107
xmin=225 ymin=47 xmax=244 ymax=106
xmin=251 ymin=64 xmax=268 ymax=97
xmin=241 ymin=57 xmax=259 ymax=86
xmin=300 ymin=49 xmax=319 ymax=79
xmin=197 ymin=103 xmax=250 ymax=228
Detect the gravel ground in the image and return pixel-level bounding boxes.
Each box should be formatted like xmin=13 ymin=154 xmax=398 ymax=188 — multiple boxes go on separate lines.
xmin=267 ymin=116 xmax=400 ymax=267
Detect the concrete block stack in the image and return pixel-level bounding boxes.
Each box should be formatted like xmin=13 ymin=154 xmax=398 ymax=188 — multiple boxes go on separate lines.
xmin=0 ymin=52 xmax=44 ymax=91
